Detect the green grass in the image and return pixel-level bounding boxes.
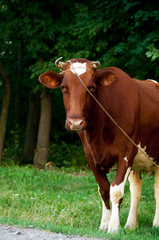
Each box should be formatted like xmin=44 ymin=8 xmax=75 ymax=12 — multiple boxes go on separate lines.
xmin=0 ymin=165 xmax=159 ymax=239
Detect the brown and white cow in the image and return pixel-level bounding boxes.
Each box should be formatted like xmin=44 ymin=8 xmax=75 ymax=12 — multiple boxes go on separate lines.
xmin=39 ymin=58 xmax=159 ymax=233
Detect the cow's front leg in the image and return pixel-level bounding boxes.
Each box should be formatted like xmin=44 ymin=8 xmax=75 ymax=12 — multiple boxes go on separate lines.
xmin=80 ymin=133 xmax=111 ymax=231
xmin=97 ymin=174 xmax=111 ymax=230
xmin=88 ymin=160 xmax=111 ymax=230
xmin=99 ymin=199 xmax=111 ymax=230
xmin=91 ymin=170 xmax=111 ymax=230
xmin=108 ymin=163 xmax=131 ymax=233
xmin=83 ymin=152 xmax=111 ymax=230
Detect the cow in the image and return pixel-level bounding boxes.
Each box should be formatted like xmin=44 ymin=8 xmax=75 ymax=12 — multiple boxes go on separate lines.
xmin=39 ymin=57 xmax=159 ymax=233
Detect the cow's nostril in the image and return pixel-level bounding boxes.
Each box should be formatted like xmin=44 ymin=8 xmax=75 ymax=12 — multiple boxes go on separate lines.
xmin=69 ymin=119 xmax=83 ymax=126
xmin=66 ymin=118 xmax=86 ymax=131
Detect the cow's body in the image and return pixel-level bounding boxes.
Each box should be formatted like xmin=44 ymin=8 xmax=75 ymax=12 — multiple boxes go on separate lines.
xmin=39 ymin=58 xmax=159 ymax=233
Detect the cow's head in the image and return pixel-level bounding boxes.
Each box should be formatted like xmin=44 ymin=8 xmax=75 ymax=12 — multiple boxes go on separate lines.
xmin=39 ymin=58 xmax=117 ymax=131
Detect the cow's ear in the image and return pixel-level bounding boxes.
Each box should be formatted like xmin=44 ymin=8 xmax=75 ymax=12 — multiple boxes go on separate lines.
xmin=39 ymin=71 xmax=63 ymax=89
xmin=98 ymin=71 xmax=117 ymax=86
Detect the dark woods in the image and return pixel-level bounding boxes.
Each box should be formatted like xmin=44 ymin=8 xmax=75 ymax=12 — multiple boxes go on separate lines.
xmin=0 ymin=0 xmax=159 ymax=168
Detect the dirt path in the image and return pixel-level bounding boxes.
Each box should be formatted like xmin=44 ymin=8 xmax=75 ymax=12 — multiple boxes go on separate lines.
xmin=0 ymin=224 xmax=104 ymax=240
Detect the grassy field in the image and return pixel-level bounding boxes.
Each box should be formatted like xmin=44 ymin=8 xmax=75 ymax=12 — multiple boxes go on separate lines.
xmin=0 ymin=165 xmax=159 ymax=240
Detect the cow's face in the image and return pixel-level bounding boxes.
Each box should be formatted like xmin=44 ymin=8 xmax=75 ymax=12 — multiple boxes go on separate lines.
xmin=39 ymin=58 xmax=117 ymax=131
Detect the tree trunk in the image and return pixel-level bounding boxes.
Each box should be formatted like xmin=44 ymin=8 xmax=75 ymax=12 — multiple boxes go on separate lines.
xmin=0 ymin=60 xmax=10 ymax=164
xmin=23 ymin=87 xmax=40 ymax=164
xmin=33 ymin=87 xmax=52 ymax=169
xmin=15 ymin=39 xmax=23 ymax=127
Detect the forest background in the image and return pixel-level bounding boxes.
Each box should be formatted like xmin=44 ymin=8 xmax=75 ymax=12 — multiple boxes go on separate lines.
xmin=0 ymin=0 xmax=159 ymax=169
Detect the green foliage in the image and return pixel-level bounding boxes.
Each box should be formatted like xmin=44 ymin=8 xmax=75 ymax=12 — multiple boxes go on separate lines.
xmin=50 ymin=142 xmax=87 ymax=168
xmin=146 ymin=46 xmax=159 ymax=61
xmin=0 ymin=166 xmax=159 ymax=239
xmin=71 ymin=1 xmax=159 ymax=78
xmin=3 ymin=127 xmax=25 ymax=165
xmin=30 ymin=59 xmax=59 ymax=80
xmin=1 ymin=0 xmax=159 ymax=165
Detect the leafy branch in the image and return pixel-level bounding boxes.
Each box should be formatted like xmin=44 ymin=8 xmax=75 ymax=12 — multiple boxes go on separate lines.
xmin=146 ymin=46 xmax=159 ymax=61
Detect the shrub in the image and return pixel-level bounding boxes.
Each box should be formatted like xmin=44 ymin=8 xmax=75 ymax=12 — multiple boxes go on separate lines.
xmin=49 ymin=142 xmax=87 ymax=168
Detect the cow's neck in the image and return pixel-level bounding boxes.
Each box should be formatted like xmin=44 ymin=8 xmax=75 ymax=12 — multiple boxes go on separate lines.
xmin=78 ymin=122 xmax=117 ymax=170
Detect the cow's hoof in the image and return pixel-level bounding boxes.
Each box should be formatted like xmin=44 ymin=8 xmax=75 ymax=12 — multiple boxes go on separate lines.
xmin=107 ymin=226 xmax=119 ymax=234
xmin=124 ymin=223 xmax=137 ymax=230
xmin=99 ymin=223 xmax=108 ymax=231
xmin=125 ymin=220 xmax=137 ymax=230
xmin=153 ymin=223 xmax=159 ymax=228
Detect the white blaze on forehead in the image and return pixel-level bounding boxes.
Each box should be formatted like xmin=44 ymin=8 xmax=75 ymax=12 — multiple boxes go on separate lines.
xmin=70 ymin=62 xmax=87 ymax=75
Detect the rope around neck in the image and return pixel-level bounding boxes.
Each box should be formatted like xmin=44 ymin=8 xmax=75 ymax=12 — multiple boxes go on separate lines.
xmin=68 ymin=60 xmax=159 ymax=168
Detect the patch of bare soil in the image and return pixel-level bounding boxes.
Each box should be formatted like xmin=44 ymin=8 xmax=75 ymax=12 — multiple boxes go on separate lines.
xmin=0 ymin=224 xmax=104 ymax=240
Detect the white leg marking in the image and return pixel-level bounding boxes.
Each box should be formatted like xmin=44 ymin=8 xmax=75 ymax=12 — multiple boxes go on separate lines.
xmin=153 ymin=167 xmax=159 ymax=227
xmin=99 ymin=200 xmax=111 ymax=230
xmin=125 ymin=170 xmax=142 ymax=228
xmin=108 ymin=167 xmax=131 ymax=233
xmin=108 ymin=201 xmax=120 ymax=233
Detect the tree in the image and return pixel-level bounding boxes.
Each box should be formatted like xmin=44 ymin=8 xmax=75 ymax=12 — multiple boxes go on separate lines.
xmin=14 ymin=39 xmax=23 ymax=127
xmin=33 ymin=87 xmax=52 ymax=169
xmin=23 ymin=81 xmax=40 ymax=164
xmin=0 ymin=0 xmax=76 ymax=166
xmin=0 ymin=60 xmax=10 ymax=164
xmin=0 ymin=0 xmax=159 ymax=167
xmin=66 ymin=0 xmax=159 ymax=78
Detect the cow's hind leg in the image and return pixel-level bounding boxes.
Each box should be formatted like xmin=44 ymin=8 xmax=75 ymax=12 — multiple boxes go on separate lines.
xmin=153 ymin=167 xmax=159 ymax=227
xmin=125 ymin=170 xmax=142 ymax=229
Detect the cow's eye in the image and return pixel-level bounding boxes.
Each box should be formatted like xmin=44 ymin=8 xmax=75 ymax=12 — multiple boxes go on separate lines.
xmin=61 ymin=85 xmax=69 ymax=93
xmin=88 ymin=85 xmax=96 ymax=93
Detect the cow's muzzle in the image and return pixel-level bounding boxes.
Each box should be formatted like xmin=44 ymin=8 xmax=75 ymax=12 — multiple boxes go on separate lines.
xmin=66 ymin=117 xmax=87 ymax=131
